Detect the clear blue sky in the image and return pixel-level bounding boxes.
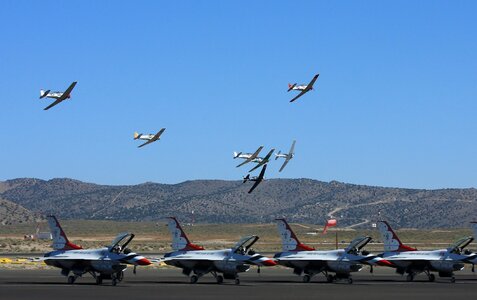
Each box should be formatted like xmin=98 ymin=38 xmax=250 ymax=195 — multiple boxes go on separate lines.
xmin=1 ymin=1 xmax=476 ymax=189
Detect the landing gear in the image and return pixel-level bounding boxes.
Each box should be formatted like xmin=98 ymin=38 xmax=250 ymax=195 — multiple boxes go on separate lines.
xmin=406 ymin=273 xmax=415 ymax=282
xmin=190 ymin=275 xmax=199 ymax=284
xmin=347 ymin=277 xmax=353 ymax=284
xmin=303 ymin=274 xmax=311 ymax=283
xmin=67 ymin=275 xmax=76 ymax=284
xmin=95 ymin=276 xmax=103 ymax=285
xmin=326 ymin=274 xmax=334 ymax=283
xmin=216 ymin=275 xmax=224 ymax=284
xmin=110 ymin=271 xmax=123 ymax=286
xmin=235 ymin=278 xmax=240 ymax=285
xmin=428 ymin=273 xmax=435 ymax=282
xmin=451 ymin=276 xmax=456 ymax=283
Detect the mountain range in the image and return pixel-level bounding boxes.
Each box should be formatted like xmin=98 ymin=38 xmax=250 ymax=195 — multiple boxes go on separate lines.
xmin=0 ymin=178 xmax=476 ymax=228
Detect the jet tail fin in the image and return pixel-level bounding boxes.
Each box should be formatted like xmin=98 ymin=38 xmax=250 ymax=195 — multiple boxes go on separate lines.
xmin=276 ymin=219 xmax=315 ymax=251
xmin=166 ymin=217 xmax=204 ymax=251
xmin=287 ymin=83 xmax=297 ymax=92
xmin=46 ymin=216 xmax=82 ymax=250
xmin=377 ymin=221 xmax=417 ymax=252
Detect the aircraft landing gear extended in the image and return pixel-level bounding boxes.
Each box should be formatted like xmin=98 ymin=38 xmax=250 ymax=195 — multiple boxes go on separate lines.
xmin=451 ymin=276 xmax=456 ymax=283
xmin=67 ymin=275 xmax=76 ymax=284
xmin=427 ymin=272 xmax=435 ymax=282
xmin=190 ymin=275 xmax=199 ymax=284
xmin=406 ymin=273 xmax=415 ymax=282
xmin=303 ymin=274 xmax=311 ymax=283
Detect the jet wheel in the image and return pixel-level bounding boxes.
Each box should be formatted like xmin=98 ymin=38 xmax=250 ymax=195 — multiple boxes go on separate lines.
xmin=451 ymin=276 xmax=456 ymax=283
xmin=67 ymin=276 xmax=76 ymax=284
xmin=347 ymin=277 xmax=353 ymax=284
xmin=190 ymin=275 xmax=199 ymax=284
xmin=112 ymin=278 xmax=118 ymax=286
xmin=235 ymin=278 xmax=240 ymax=285
xmin=428 ymin=274 xmax=435 ymax=282
xmin=326 ymin=274 xmax=334 ymax=283
xmin=216 ymin=275 xmax=224 ymax=284
xmin=406 ymin=274 xmax=414 ymax=282
xmin=303 ymin=275 xmax=311 ymax=283
xmin=96 ymin=276 xmax=103 ymax=285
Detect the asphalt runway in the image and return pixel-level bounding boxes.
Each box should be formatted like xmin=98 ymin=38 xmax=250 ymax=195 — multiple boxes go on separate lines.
xmin=1 ymin=268 xmax=477 ymax=300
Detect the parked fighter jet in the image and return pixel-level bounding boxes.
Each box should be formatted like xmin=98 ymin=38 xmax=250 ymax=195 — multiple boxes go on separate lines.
xmin=134 ymin=128 xmax=166 ymax=148
xmin=243 ymin=164 xmax=267 ymax=194
xmin=274 ymin=219 xmax=393 ymax=284
xmin=163 ymin=217 xmax=276 ymax=284
xmin=275 ymin=140 xmax=296 ymax=172
xmin=43 ymin=216 xmax=151 ymax=285
xmin=288 ymin=74 xmax=319 ymax=103
xmin=40 ymin=81 xmax=77 ymax=110
xmin=377 ymin=221 xmax=476 ymax=282
xmin=235 ymin=146 xmax=264 ymax=167
xmin=248 ymin=149 xmax=275 ymax=173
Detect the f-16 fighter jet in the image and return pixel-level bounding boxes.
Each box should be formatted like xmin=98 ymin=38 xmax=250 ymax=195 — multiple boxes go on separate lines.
xmin=275 ymin=140 xmax=296 ymax=172
xmin=43 ymin=216 xmax=151 ymax=285
xmin=40 ymin=81 xmax=77 ymax=110
xmin=134 ymin=128 xmax=166 ymax=148
xmin=274 ymin=219 xmax=393 ymax=284
xmin=163 ymin=217 xmax=276 ymax=285
xmin=377 ymin=221 xmax=477 ymax=282
xmin=243 ymin=164 xmax=267 ymax=194
xmin=234 ymin=146 xmax=264 ymax=167
xmin=288 ymin=74 xmax=319 ymax=103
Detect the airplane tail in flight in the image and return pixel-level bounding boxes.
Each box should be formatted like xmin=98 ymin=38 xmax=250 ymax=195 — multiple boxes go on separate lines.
xmin=233 ymin=151 xmax=242 ymax=159
xmin=166 ymin=217 xmax=204 ymax=251
xmin=243 ymin=174 xmax=250 ymax=183
xmin=39 ymin=89 xmax=50 ymax=99
xmin=275 ymin=151 xmax=281 ymax=160
xmin=46 ymin=216 xmax=82 ymax=251
xmin=377 ymin=221 xmax=417 ymax=252
xmin=287 ymin=83 xmax=296 ymax=92
xmin=276 ymin=219 xmax=315 ymax=252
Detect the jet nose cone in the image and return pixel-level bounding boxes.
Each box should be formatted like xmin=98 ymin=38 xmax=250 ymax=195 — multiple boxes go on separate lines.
xmin=262 ymin=259 xmax=277 ymax=266
xmin=136 ymin=257 xmax=152 ymax=266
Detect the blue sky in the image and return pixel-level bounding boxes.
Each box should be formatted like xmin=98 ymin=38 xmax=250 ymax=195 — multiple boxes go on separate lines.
xmin=1 ymin=1 xmax=476 ymax=189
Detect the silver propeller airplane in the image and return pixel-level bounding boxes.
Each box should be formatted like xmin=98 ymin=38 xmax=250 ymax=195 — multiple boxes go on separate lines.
xmin=242 ymin=164 xmax=267 ymax=194
xmin=275 ymin=140 xmax=296 ymax=172
xmin=163 ymin=217 xmax=276 ymax=284
xmin=377 ymin=221 xmax=477 ymax=282
xmin=247 ymin=148 xmax=275 ymax=173
xmin=288 ymin=74 xmax=319 ymax=103
xmin=234 ymin=146 xmax=264 ymax=167
xmin=43 ymin=216 xmax=151 ymax=285
xmin=40 ymin=81 xmax=77 ymax=110
xmin=274 ymin=219 xmax=394 ymax=284
xmin=134 ymin=128 xmax=166 ymax=148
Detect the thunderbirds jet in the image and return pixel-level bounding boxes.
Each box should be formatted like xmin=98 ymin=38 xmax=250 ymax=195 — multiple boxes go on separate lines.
xmin=40 ymin=81 xmax=77 ymax=110
xmin=163 ymin=217 xmax=276 ymax=284
xmin=243 ymin=164 xmax=267 ymax=194
xmin=43 ymin=216 xmax=151 ymax=285
xmin=275 ymin=140 xmax=296 ymax=172
xmin=377 ymin=221 xmax=477 ymax=282
xmin=288 ymin=74 xmax=319 ymax=103
xmin=134 ymin=128 xmax=166 ymax=148
xmin=274 ymin=219 xmax=393 ymax=284
xmin=234 ymin=146 xmax=264 ymax=167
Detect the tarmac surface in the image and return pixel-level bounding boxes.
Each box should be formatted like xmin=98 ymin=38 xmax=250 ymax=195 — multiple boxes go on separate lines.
xmin=1 ymin=268 xmax=477 ymax=300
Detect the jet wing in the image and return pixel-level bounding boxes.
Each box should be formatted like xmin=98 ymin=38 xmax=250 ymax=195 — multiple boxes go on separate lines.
xmin=138 ymin=139 xmax=155 ymax=148
xmin=248 ymin=164 xmax=267 ymax=194
xmin=236 ymin=146 xmax=263 ymax=168
xmin=249 ymin=149 xmax=274 ymax=173
xmin=43 ymin=99 xmax=63 ymax=110
xmin=59 ymin=81 xmax=77 ymax=101
xmin=151 ymin=128 xmax=166 ymax=141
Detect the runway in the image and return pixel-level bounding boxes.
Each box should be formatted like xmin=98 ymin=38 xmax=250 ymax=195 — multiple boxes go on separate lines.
xmin=1 ymin=268 xmax=477 ymax=300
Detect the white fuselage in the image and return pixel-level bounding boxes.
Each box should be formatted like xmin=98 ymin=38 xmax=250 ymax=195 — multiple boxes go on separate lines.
xmin=291 ymin=85 xmax=308 ymax=91
xmin=164 ymin=249 xmax=274 ymax=275
xmin=274 ymin=249 xmax=383 ymax=274
xmin=43 ymin=92 xmax=67 ymax=100
xmin=136 ymin=134 xmax=155 ymax=141
xmin=380 ymin=250 xmax=467 ymax=273
xmin=44 ymin=247 xmax=148 ymax=275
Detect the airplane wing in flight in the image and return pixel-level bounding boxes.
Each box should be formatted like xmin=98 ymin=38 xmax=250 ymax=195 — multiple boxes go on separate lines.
xmin=151 ymin=128 xmax=166 ymax=141
xmin=307 ymin=74 xmax=319 ymax=89
xmin=289 ymin=74 xmax=319 ymax=103
xmin=278 ymin=158 xmax=290 ymax=172
xmin=138 ymin=140 xmax=154 ymax=148
xmin=249 ymin=149 xmax=274 ymax=173
xmin=236 ymin=146 xmax=264 ymax=168
xmin=289 ymin=140 xmax=296 ymax=155
xmin=289 ymin=90 xmax=308 ymax=103
xmin=248 ymin=164 xmax=267 ymax=194
xmin=59 ymin=81 xmax=78 ymax=101
xmin=43 ymin=99 xmax=63 ymax=110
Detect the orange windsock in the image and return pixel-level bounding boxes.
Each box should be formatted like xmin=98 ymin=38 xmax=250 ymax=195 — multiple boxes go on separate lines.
xmin=322 ymin=219 xmax=337 ymax=234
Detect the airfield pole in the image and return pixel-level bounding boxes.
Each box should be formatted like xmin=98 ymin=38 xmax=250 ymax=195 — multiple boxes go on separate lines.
xmin=335 ymin=231 xmax=338 ymax=250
